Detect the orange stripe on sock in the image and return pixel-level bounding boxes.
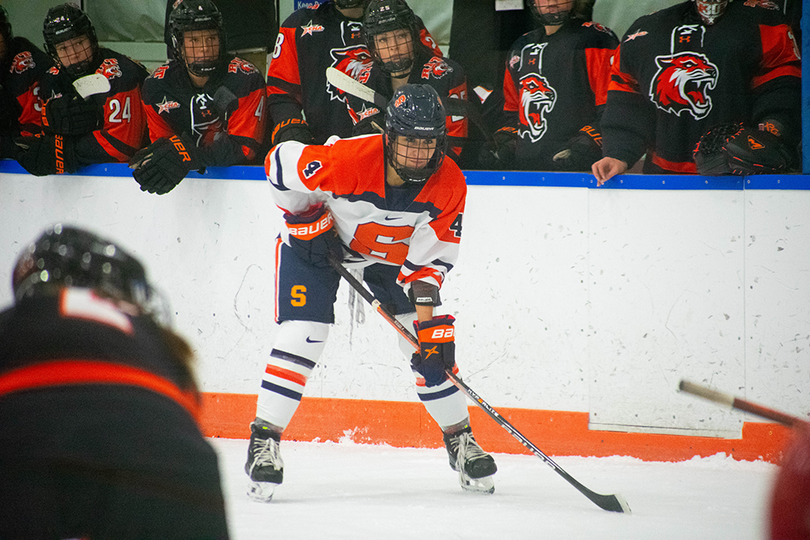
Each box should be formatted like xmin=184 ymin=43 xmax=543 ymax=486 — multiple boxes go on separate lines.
xmin=265 ymin=365 xmax=308 ymax=386
xmin=198 ymin=393 xmax=791 ymax=464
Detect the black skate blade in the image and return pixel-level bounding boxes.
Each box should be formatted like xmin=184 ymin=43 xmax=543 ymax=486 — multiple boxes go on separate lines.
xmin=247 ymin=481 xmax=277 ymax=503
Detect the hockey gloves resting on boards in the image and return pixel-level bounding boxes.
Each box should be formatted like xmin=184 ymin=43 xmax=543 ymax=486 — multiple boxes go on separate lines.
xmin=411 ymin=315 xmax=456 ymax=387
xmin=41 ymin=92 xmax=101 ymax=136
xmin=694 ymin=122 xmax=794 ymax=176
xmin=15 ymin=133 xmax=77 ymax=176
xmin=478 ymin=126 xmax=517 ymax=170
xmin=129 ymin=134 xmax=203 ymax=195
xmin=553 ymin=125 xmax=603 ymax=172
xmin=284 ymin=204 xmax=343 ymax=268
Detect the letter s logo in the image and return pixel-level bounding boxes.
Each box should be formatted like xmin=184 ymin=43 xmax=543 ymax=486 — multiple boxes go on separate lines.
xmin=291 ymin=285 xmax=307 ymax=307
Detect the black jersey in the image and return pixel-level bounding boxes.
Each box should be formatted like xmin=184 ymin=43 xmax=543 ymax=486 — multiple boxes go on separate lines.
xmin=0 ymin=288 xmax=228 ymax=539
xmin=142 ymin=55 xmax=268 ymax=166
xmin=38 ymin=47 xmax=149 ymax=165
xmin=266 ymin=1 xmax=441 ymax=144
xmin=602 ymin=1 xmax=801 ymax=174
xmin=501 ymin=20 xmax=618 ymax=170
xmin=0 ymin=37 xmax=51 ymax=139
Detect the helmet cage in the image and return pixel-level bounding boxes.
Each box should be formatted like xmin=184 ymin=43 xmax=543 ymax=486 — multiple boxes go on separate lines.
xmin=169 ymin=0 xmax=226 ymax=77
xmin=43 ymin=3 xmax=99 ymax=79
xmin=363 ymin=0 xmax=419 ymax=76
xmin=526 ymin=0 xmax=573 ymax=26
xmin=694 ymin=0 xmax=728 ymax=25
xmin=384 ymin=84 xmax=448 ymax=185
xmin=12 ymin=224 xmax=166 ymax=323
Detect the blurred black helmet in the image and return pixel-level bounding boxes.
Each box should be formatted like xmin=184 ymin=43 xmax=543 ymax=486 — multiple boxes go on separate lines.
xmin=12 ymin=224 xmax=157 ymax=317
xmin=43 ymin=3 xmax=99 ymax=79
xmin=169 ymin=0 xmax=226 ymax=77
xmin=363 ymin=0 xmax=419 ymax=76
xmin=384 ymin=84 xmax=447 ymax=184
xmin=0 ymin=6 xmax=12 ymax=43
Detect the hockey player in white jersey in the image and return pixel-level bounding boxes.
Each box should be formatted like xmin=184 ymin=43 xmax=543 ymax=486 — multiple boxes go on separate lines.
xmin=246 ymin=83 xmax=497 ymax=501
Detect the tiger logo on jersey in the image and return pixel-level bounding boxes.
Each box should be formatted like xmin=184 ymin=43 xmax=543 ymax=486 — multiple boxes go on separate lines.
xmin=650 ymin=52 xmax=718 ymax=120
xmin=327 ymin=46 xmax=373 ymax=102
xmin=96 ymin=58 xmax=123 ymax=80
xmin=190 ymin=93 xmax=225 ymax=147
xmin=421 ymin=57 xmax=451 ymax=80
xmin=518 ymin=74 xmax=557 ymax=142
xmin=10 ymin=51 xmax=36 ymax=74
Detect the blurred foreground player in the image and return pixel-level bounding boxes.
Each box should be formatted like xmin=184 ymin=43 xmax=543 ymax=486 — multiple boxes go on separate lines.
xmin=246 ymin=84 xmax=497 ymax=502
xmin=770 ymin=421 xmax=810 ymax=540
xmin=0 ymin=225 xmax=229 ymax=539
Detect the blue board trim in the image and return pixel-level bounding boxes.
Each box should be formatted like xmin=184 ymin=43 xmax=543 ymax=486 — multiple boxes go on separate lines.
xmin=1 ymin=160 xmax=808 ymax=190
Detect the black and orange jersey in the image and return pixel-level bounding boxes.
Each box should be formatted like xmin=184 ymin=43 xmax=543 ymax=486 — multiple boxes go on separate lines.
xmin=265 ymin=134 xmax=465 ymax=291
xmin=344 ymin=47 xmax=470 ymax=157
xmin=501 ymin=20 xmax=618 ymax=170
xmin=602 ymin=1 xmax=801 ymax=174
xmin=38 ymin=48 xmax=149 ymax=165
xmin=0 ymin=288 xmax=228 ymax=539
xmin=0 ymin=37 xmax=51 ymax=138
xmin=142 ymin=56 xmax=268 ymax=166
xmin=266 ymin=1 xmax=442 ymax=144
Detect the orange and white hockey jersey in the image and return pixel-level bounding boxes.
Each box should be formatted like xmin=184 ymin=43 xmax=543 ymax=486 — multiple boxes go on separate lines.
xmin=265 ymin=134 xmax=466 ymax=292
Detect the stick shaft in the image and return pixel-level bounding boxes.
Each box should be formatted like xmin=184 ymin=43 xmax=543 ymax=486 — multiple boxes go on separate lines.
xmin=328 ymin=254 xmax=629 ymax=513
xmin=679 ymin=380 xmax=806 ymax=427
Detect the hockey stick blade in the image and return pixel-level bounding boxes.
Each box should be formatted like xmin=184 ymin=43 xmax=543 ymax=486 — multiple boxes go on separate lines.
xmin=327 ymin=253 xmax=631 ymax=513
xmin=326 ymin=67 xmax=388 ymax=110
xmin=679 ymin=379 xmax=807 ymax=428
xmin=72 ymin=73 xmax=110 ymax=99
xmin=326 ymin=66 xmax=470 ymax=118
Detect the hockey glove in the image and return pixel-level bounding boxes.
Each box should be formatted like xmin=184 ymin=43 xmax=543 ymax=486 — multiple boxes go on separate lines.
xmin=478 ymin=127 xmax=517 ymax=170
xmin=14 ymin=133 xmax=77 ymax=176
xmin=553 ymin=125 xmax=603 ymax=172
xmin=284 ymin=203 xmax=343 ymax=268
xmin=694 ymin=123 xmax=793 ymax=176
xmin=411 ymin=315 xmax=456 ymax=387
xmin=271 ymin=117 xmax=314 ymax=146
xmin=41 ymin=92 xmax=101 ymax=136
xmin=130 ymin=134 xmax=203 ymax=195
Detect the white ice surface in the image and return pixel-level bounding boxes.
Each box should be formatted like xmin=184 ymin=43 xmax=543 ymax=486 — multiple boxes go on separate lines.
xmin=211 ymin=438 xmax=778 ymax=540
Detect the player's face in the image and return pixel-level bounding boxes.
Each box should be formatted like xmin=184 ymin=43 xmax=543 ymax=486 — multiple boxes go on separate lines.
xmin=54 ymin=36 xmax=93 ymax=69
xmin=534 ymin=0 xmax=573 ymax=15
xmin=182 ymin=29 xmax=220 ymax=64
xmin=392 ymin=135 xmax=437 ymax=171
xmin=373 ymin=29 xmax=414 ymax=73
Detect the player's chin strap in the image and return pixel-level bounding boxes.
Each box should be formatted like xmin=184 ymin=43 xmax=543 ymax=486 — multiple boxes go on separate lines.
xmin=326 ymin=253 xmax=631 ymax=514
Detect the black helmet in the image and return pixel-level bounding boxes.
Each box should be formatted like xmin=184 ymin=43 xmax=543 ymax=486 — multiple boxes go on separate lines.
xmin=363 ymin=0 xmax=419 ymax=76
xmin=384 ymin=84 xmax=447 ymax=184
xmin=43 ymin=3 xmax=99 ymax=79
xmin=12 ymin=224 xmax=157 ymax=317
xmin=0 ymin=6 xmax=12 ymax=43
xmin=169 ymin=0 xmax=226 ymax=77
xmin=693 ymin=0 xmax=728 ymax=25
xmin=0 ymin=6 xmax=12 ymax=65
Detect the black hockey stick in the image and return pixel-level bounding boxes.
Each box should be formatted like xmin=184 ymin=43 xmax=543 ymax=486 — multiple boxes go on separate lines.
xmin=328 ymin=254 xmax=631 ymax=513
xmin=679 ymin=380 xmax=807 ymax=428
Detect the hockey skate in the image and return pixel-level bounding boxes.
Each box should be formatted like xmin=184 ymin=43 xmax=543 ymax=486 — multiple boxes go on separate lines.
xmin=443 ymin=427 xmax=497 ymax=494
xmin=245 ymin=419 xmax=284 ymax=502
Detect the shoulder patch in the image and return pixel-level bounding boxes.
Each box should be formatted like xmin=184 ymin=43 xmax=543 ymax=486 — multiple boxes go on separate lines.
xmin=742 ymin=0 xmax=779 ymax=9
xmin=9 ymin=51 xmax=36 ymax=74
